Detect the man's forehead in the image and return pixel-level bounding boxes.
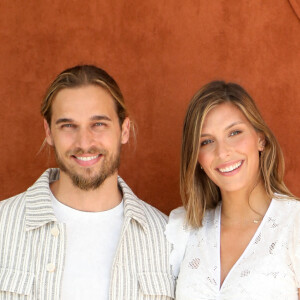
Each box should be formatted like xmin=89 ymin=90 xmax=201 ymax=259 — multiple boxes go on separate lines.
xmin=51 ymin=85 xmax=118 ymax=119
xmin=53 ymin=85 xmax=114 ymax=103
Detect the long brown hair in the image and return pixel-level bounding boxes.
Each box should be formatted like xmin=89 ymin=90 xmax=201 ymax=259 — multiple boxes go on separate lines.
xmin=180 ymin=81 xmax=296 ymax=228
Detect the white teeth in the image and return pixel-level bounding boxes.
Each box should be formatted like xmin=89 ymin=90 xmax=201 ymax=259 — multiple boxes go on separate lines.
xmin=218 ymin=161 xmax=242 ymax=173
xmin=76 ymin=155 xmax=99 ymax=161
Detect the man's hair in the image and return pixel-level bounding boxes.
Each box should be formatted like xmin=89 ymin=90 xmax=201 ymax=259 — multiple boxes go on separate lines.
xmin=41 ymin=65 xmax=130 ymax=128
xmin=180 ymin=81 xmax=297 ymax=228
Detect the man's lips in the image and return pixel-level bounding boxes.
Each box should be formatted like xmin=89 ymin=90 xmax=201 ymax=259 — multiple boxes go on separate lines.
xmin=71 ymin=154 xmax=103 ymax=166
xmin=75 ymin=155 xmax=100 ymax=161
xmin=216 ymin=160 xmax=244 ymax=175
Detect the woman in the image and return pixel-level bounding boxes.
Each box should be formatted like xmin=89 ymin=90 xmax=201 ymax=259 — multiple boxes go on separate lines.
xmin=166 ymin=81 xmax=300 ymax=299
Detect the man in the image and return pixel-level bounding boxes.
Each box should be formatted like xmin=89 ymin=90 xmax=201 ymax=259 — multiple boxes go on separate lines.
xmin=0 ymin=65 xmax=174 ymax=300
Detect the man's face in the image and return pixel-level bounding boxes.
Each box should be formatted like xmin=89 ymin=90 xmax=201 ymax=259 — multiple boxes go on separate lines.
xmin=44 ymin=85 xmax=130 ymax=190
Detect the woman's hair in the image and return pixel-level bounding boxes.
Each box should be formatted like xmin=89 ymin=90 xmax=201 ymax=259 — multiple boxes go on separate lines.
xmin=181 ymin=81 xmax=296 ymax=228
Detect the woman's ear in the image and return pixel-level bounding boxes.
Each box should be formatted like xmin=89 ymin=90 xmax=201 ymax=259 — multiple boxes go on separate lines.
xmin=258 ymin=133 xmax=266 ymax=152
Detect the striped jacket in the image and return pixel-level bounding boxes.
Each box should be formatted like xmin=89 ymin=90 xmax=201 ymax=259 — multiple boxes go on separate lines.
xmin=0 ymin=169 xmax=174 ymax=300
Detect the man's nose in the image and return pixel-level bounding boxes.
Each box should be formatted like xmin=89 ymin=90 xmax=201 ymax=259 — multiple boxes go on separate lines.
xmin=76 ymin=127 xmax=95 ymax=150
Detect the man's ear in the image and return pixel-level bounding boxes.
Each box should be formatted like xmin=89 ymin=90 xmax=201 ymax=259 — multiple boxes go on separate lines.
xmin=121 ymin=117 xmax=130 ymax=144
xmin=44 ymin=119 xmax=54 ymax=146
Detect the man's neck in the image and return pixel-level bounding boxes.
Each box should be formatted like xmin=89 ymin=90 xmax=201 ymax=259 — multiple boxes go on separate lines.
xmin=50 ymin=171 xmax=122 ymax=212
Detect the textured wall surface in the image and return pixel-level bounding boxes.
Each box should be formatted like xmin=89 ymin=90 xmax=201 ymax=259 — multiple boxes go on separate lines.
xmin=0 ymin=0 xmax=299 ymax=213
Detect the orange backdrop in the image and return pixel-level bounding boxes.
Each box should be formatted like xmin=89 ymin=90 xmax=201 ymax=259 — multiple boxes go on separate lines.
xmin=0 ymin=0 xmax=299 ymax=213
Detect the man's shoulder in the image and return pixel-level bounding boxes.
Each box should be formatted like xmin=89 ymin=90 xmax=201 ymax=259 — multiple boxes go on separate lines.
xmin=0 ymin=191 xmax=27 ymax=209
xmin=0 ymin=168 xmax=56 ymax=206
xmin=136 ymin=198 xmax=168 ymax=224
xmin=0 ymin=191 xmax=27 ymax=224
xmin=118 ymin=176 xmax=168 ymax=226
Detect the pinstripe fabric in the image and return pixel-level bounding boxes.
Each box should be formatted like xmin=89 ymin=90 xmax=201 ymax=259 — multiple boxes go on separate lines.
xmin=0 ymin=169 xmax=174 ymax=299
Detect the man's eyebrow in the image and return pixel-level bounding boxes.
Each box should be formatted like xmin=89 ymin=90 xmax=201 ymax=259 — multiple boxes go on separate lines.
xmin=55 ymin=115 xmax=112 ymax=125
xmin=90 ymin=115 xmax=112 ymax=122
xmin=55 ymin=118 xmax=74 ymax=125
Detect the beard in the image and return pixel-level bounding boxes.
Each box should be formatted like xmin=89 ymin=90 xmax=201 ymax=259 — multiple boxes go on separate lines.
xmin=54 ymin=145 xmax=121 ymax=191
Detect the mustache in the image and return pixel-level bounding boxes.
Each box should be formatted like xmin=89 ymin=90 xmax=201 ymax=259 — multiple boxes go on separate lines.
xmin=67 ymin=147 xmax=107 ymax=156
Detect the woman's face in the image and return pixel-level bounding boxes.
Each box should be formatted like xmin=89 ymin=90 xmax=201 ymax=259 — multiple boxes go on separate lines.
xmin=198 ymin=102 xmax=264 ymax=194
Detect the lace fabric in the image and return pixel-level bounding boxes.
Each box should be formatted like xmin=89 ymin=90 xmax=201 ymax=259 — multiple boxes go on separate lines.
xmin=165 ymin=197 xmax=300 ymax=299
xmin=164 ymin=207 xmax=191 ymax=278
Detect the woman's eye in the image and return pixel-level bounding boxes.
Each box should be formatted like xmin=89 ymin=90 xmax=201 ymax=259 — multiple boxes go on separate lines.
xmin=230 ymin=130 xmax=241 ymax=136
xmin=201 ymin=139 xmax=213 ymax=146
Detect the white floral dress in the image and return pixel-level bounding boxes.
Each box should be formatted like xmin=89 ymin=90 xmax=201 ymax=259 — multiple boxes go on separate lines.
xmin=165 ymin=197 xmax=300 ymax=300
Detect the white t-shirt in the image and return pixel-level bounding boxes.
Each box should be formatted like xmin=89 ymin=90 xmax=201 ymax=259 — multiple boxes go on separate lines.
xmin=51 ymin=192 xmax=124 ymax=300
xmin=166 ymin=196 xmax=300 ymax=300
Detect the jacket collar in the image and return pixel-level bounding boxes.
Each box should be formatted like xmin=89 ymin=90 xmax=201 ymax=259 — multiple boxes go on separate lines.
xmin=25 ymin=168 xmax=59 ymax=231
xmin=118 ymin=176 xmax=148 ymax=232
xmin=25 ymin=168 xmax=148 ymax=232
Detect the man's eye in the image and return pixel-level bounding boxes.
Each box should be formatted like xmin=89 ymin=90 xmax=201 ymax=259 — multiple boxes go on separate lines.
xmin=230 ymin=130 xmax=242 ymax=136
xmin=61 ymin=124 xmax=74 ymax=128
xmin=93 ymin=122 xmax=107 ymax=128
xmin=201 ymin=139 xmax=213 ymax=146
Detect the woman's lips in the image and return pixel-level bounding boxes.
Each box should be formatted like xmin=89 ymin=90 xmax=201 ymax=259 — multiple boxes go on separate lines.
xmin=216 ymin=160 xmax=244 ymax=176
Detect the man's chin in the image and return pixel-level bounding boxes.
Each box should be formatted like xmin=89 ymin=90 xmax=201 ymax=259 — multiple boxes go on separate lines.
xmin=56 ymin=152 xmax=120 ymax=191
xmin=70 ymin=175 xmax=104 ymax=191
xmin=68 ymin=170 xmax=117 ymax=191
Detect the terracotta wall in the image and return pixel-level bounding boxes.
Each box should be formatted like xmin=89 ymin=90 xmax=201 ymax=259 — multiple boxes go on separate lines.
xmin=0 ymin=0 xmax=299 ymax=213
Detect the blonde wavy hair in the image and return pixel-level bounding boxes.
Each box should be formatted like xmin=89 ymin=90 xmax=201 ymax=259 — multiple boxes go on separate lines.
xmin=180 ymin=81 xmax=296 ymax=228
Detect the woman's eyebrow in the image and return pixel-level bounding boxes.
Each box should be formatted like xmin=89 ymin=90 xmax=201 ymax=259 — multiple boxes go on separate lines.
xmin=225 ymin=121 xmax=244 ymax=130
xmin=200 ymin=121 xmax=245 ymax=137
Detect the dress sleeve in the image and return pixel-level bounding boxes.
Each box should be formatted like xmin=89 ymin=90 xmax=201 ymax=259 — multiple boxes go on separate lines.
xmin=165 ymin=207 xmax=191 ymax=278
xmin=291 ymin=213 xmax=300 ymax=287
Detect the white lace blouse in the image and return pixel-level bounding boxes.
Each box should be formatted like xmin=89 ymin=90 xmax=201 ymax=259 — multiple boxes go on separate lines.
xmin=165 ymin=197 xmax=300 ymax=300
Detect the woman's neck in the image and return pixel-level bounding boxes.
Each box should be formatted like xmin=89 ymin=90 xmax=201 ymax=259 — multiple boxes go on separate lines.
xmin=220 ymin=181 xmax=271 ymax=225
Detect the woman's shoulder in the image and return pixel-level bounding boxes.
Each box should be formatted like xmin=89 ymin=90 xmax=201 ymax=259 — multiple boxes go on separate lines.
xmin=165 ymin=205 xmax=220 ymax=277
xmin=268 ymin=195 xmax=300 ymax=230
xmin=272 ymin=194 xmax=300 ymax=211
xmin=168 ymin=206 xmax=187 ymax=222
xmin=165 ymin=207 xmax=192 ymax=278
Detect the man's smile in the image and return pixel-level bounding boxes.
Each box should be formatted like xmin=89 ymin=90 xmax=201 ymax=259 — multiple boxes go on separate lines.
xmin=71 ymin=154 xmax=103 ymax=167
